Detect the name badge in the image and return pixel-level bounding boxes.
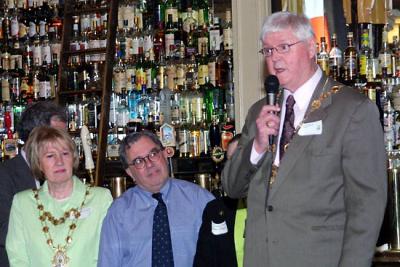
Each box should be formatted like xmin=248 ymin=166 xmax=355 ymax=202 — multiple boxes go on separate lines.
xmin=211 ymin=221 xmax=228 ymax=235
xmin=298 ymin=120 xmax=322 ymax=136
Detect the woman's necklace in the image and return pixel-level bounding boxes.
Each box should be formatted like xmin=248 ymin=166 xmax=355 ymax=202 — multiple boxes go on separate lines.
xmin=269 ymin=83 xmax=344 ymax=185
xmin=33 ymin=185 xmax=91 ymax=267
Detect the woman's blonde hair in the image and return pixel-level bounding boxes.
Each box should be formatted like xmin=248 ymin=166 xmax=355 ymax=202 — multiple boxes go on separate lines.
xmin=25 ymin=126 xmax=79 ymax=180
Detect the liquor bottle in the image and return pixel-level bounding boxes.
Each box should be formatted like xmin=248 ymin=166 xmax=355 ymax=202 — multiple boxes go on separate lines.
xmin=197 ymin=42 xmax=208 ymax=85
xmin=209 ymin=115 xmax=220 ymax=148
xmin=180 ymin=81 xmax=191 ymax=124
xmin=171 ymin=83 xmax=181 ymax=126
xmin=178 ymin=116 xmax=190 ymax=157
xmin=202 ymin=76 xmax=214 ymax=124
xmin=32 ymin=35 xmax=42 ymax=67
xmin=223 ymin=9 xmax=233 ymax=51
xmin=197 ymin=0 xmax=209 ymax=26
xmin=165 ymin=14 xmax=176 ymax=57
xmin=329 ymin=33 xmax=343 ymax=81
xmin=159 ymin=76 xmax=172 ymax=124
xmin=2 ymin=8 xmax=12 ymax=42
xmin=38 ymin=60 xmax=51 ymax=99
xmin=49 ymin=53 xmax=58 ymax=97
xmin=196 ymin=22 xmax=209 ymax=56
xmin=189 ymin=114 xmax=201 ymax=157
xmin=379 ymin=27 xmax=393 ymax=76
xmin=172 ymin=18 xmax=184 ymax=51
xmin=343 ymin=32 xmax=358 ymax=85
xmin=113 ymin=57 xmax=126 ymax=95
xmin=10 ymin=6 xmax=20 ymax=39
xmin=175 ymin=44 xmax=187 ymax=90
xmin=48 ymin=4 xmax=62 ymax=42
xmin=359 ymin=29 xmax=372 ymax=82
xmin=189 ymin=0 xmax=199 ymax=23
xmin=209 ymin=17 xmax=222 ymax=52
xmin=191 ymin=81 xmax=203 ymax=124
xmin=183 ymin=7 xmax=197 ymax=35
xmin=89 ymin=19 xmax=101 ymax=63
xmin=153 ymin=0 xmax=165 ymax=29
xmin=116 ymin=89 xmax=130 ymax=127
xmin=224 ymin=62 xmax=235 ymax=122
xmin=143 ymin=21 xmax=154 ymax=54
xmin=317 ymin=36 xmax=329 ymax=76
xmin=363 ymin=63 xmax=380 ymax=104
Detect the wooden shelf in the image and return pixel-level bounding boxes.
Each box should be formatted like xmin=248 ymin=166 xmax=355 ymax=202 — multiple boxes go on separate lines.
xmin=63 ymin=48 xmax=107 ymax=56
xmin=65 ymin=6 xmax=109 ymax=15
xmin=58 ymin=88 xmax=102 ymax=96
xmin=373 ymin=251 xmax=400 ymax=266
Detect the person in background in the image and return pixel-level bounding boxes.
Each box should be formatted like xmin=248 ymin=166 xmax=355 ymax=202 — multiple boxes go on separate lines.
xmin=222 ymin=11 xmax=387 ymax=267
xmin=0 ymin=100 xmax=68 ymax=267
xmin=194 ymin=134 xmax=247 ymax=267
xmin=6 ymin=126 xmax=112 ymax=267
xmin=98 ymin=130 xmax=214 ymax=267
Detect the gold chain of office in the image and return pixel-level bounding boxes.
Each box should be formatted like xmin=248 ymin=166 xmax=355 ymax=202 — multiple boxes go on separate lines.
xmin=33 ymin=185 xmax=91 ymax=267
xmin=270 ymin=84 xmax=344 ymax=185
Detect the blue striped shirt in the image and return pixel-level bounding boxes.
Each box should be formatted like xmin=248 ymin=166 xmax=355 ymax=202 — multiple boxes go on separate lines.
xmin=98 ymin=178 xmax=214 ymax=267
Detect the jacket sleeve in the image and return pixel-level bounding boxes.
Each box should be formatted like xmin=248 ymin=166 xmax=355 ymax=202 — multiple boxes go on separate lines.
xmin=0 ymin=166 xmax=14 ymax=249
xmin=193 ymin=202 xmax=214 ymax=267
xmin=338 ymin=98 xmax=387 ymax=266
xmin=222 ymin=103 xmax=273 ymax=199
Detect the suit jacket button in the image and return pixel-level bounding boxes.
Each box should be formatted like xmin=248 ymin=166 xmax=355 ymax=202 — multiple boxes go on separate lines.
xmin=267 ymin=205 xmax=273 ymax=212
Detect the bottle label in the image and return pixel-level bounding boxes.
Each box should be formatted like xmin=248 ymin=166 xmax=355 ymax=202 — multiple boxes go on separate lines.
xmin=179 ymin=129 xmax=190 ymax=154
xmin=41 ymin=45 xmax=52 ymax=64
xmin=11 ymin=18 xmax=19 ymax=37
xmin=39 ymin=20 xmax=47 ymax=37
xmin=28 ymin=22 xmax=37 ymax=38
xmin=198 ymin=64 xmax=208 ymax=85
xmin=190 ymin=131 xmax=201 ymax=157
xmin=209 ymin=30 xmax=221 ymax=51
xmin=2 ymin=80 xmax=11 ymax=101
xmin=223 ymin=28 xmax=233 ymax=50
xmin=359 ymin=55 xmax=367 ymax=76
xmin=165 ymin=8 xmax=178 ymax=23
xmin=197 ymin=37 xmax=208 ymax=54
xmin=379 ymin=53 xmax=392 ymax=75
xmin=165 ymin=33 xmax=175 ymax=56
xmin=208 ymin=61 xmax=216 ymax=85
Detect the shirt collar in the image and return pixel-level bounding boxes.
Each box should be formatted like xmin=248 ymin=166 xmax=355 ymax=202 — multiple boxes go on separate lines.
xmin=136 ymin=178 xmax=172 ymax=202
xmin=283 ymin=67 xmax=322 ymax=112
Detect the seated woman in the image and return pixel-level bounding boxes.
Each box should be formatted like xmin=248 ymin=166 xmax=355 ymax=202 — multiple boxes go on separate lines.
xmin=6 ymin=126 xmax=113 ymax=267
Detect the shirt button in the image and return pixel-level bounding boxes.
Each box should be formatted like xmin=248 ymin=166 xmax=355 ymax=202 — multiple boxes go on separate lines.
xmin=267 ymin=205 xmax=273 ymax=212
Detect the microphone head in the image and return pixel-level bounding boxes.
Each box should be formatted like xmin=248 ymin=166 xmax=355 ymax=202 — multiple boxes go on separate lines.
xmin=265 ymin=75 xmax=280 ymax=94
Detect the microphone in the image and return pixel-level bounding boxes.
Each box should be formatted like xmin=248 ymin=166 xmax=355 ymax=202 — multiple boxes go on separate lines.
xmin=264 ymin=75 xmax=280 ymax=146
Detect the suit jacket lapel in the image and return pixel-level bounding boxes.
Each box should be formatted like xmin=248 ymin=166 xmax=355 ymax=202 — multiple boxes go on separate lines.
xmin=268 ymin=75 xmax=333 ymax=199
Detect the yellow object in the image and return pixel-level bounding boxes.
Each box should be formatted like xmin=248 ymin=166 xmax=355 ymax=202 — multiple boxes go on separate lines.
xmin=234 ymin=207 xmax=247 ymax=267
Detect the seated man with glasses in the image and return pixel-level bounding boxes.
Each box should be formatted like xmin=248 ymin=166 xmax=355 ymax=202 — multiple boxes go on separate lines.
xmin=98 ymin=130 xmax=214 ymax=267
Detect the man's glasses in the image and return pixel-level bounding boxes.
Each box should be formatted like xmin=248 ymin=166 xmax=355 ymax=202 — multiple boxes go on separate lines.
xmin=129 ymin=148 xmax=164 ymax=169
xmin=259 ymin=40 xmax=303 ymax=57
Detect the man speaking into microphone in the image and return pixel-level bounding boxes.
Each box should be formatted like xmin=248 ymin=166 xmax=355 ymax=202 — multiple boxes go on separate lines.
xmin=222 ymin=11 xmax=387 ymax=267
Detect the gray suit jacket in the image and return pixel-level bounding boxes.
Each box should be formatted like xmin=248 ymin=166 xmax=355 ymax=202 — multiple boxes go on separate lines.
xmin=0 ymin=154 xmax=36 ymax=267
xmin=222 ymin=76 xmax=387 ymax=267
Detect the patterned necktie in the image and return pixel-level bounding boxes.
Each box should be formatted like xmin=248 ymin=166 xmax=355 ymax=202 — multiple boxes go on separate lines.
xmin=152 ymin=193 xmax=174 ymax=267
xmin=279 ymin=95 xmax=296 ymax=160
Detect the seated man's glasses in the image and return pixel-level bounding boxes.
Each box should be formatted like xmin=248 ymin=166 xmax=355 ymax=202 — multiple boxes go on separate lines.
xmin=259 ymin=41 xmax=303 ymax=57
xmin=129 ymin=148 xmax=164 ymax=169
